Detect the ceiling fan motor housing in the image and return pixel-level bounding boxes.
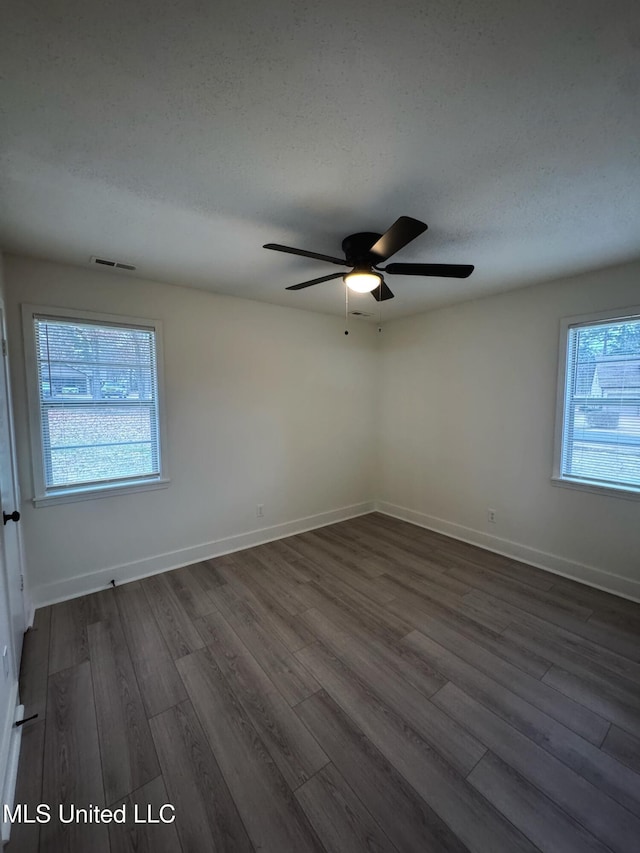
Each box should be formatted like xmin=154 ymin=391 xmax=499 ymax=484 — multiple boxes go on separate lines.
xmin=341 ymin=232 xmax=383 ymax=268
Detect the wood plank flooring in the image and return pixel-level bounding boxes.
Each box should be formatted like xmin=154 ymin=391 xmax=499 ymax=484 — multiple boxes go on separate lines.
xmin=10 ymin=513 xmax=640 ymax=852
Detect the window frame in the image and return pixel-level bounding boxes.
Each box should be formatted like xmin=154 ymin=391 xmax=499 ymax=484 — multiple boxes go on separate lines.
xmin=22 ymin=304 xmax=170 ymax=506
xmin=552 ymin=305 xmax=640 ymax=501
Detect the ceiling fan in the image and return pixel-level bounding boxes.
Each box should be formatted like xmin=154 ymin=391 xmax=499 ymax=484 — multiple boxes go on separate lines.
xmin=263 ymin=216 xmax=474 ymax=301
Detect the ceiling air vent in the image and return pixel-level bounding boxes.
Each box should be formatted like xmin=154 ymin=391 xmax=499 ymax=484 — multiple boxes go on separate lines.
xmin=90 ymin=256 xmax=136 ymax=271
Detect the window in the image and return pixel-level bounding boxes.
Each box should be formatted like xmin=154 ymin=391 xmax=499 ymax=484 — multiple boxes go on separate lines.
xmin=23 ymin=306 xmax=168 ymax=505
xmin=554 ymin=308 xmax=640 ymax=497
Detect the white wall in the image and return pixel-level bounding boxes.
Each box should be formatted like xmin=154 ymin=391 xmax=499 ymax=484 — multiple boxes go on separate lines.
xmin=378 ymin=260 xmax=640 ymax=601
xmin=4 ymin=256 xmax=377 ymax=605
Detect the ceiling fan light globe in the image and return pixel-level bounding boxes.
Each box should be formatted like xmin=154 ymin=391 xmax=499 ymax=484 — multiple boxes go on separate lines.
xmin=344 ymin=271 xmax=382 ymax=293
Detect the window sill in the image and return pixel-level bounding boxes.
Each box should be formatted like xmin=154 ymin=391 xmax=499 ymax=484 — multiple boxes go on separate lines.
xmin=551 ymin=476 xmax=640 ymax=502
xmin=33 ymin=477 xmax=170 ymax=507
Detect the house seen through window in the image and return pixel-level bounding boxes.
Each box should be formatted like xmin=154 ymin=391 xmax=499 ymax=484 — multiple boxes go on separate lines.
xmin=556 ymin=312 xmax=640 ymax=495
xmin=24 ymin=308 xmax=166 ymax=502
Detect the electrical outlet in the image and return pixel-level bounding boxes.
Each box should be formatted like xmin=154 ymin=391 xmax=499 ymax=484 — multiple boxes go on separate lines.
xmin=256 ymin=504 xmax=264 ymax=518
xmin=487 ymin=509 xmax=497 ymax=524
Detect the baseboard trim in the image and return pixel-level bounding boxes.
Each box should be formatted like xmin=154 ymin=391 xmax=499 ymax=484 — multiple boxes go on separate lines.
xmin=32 ymin=501 xmax=376 ymax=607
xmin=376 ymin=501 xmax=640 ymax=604
xmin=25 ymin=601 xmax=36 ymax=630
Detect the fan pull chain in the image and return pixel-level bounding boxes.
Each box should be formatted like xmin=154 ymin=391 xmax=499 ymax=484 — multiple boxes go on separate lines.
xmin=344 ymin=283 xmax=349 ymax=335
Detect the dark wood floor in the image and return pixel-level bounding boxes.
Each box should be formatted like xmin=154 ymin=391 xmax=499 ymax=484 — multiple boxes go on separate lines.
xmin=10 ymin=513 xmax=640 ymax=852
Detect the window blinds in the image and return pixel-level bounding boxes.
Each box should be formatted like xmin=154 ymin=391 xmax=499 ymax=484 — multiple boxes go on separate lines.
xmin=34 ymin=316 xmax=160 ymax=491
xmin=561 ymin=317 xmax=640 ymax=491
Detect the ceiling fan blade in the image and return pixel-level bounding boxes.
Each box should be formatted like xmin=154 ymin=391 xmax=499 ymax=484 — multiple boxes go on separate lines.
xmin=264 ymin=243 xmax=347 ymax=266
xmin=285 ymin=272 xmax=345 ymax=290
xmin=368 ymin=217 xmax=428 ymax=262
xmin=371 ymin=280 xmax=395 ymax=301
xmin=384 ymin=263 xmax=474 ymax=278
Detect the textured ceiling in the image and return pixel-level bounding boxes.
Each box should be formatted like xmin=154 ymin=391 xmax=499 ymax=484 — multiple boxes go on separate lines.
xmin=1 ymin=0 xmax=639 ymax=320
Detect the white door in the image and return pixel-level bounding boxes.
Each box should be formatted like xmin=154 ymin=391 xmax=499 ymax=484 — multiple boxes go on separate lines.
xmin=0 ymin=308 xmax=26 ymax=668
xmin=0 ymin=307 xmax=25 ymax=841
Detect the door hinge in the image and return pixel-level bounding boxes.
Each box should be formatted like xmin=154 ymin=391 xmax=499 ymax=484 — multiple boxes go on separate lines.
xmin=1 ymin=340 xmax=6 ymax=357
xmin=20 ymin=574 xmax=24 ymax=592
